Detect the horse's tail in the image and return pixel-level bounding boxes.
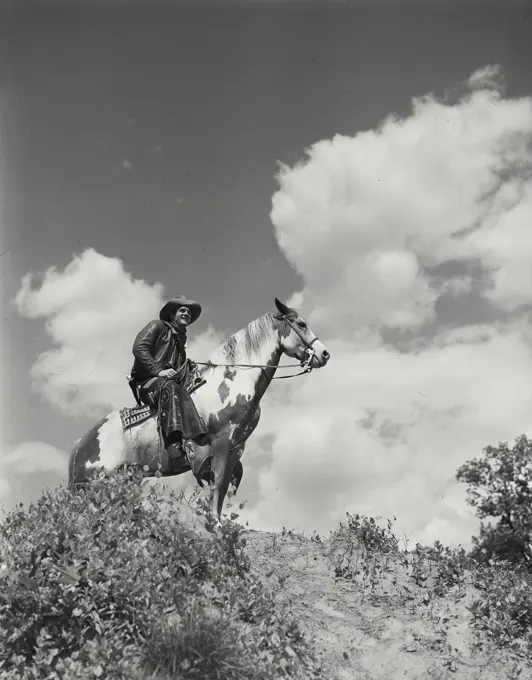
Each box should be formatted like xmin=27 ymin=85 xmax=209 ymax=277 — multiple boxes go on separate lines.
xmin=67 ymin=437 xmax=83 ymax=490
xmin=67 ymin=415 xmax=110 ymax=489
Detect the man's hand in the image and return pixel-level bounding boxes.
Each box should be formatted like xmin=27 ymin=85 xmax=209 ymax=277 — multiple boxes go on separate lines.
xmin=158 ymin=368 xmax=177 ymax=378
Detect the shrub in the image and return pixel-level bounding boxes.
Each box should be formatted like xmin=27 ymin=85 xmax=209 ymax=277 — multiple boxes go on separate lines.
xmin=408 ymin=541 xmax=473 ymax=597
xmin=0 ymin=469 xmax=328 ymax=680
xmin=328 ymin=513 xmax=399 ymax=591
xmin=469 ymin=560 xmax=532 ymax=659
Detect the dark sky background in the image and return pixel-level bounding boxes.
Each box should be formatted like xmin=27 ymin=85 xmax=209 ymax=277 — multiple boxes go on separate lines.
xmin=1 ymin=0 xmax=531 ymax=454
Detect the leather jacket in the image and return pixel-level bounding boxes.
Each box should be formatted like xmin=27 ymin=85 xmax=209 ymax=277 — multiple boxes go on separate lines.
xmin=130 ymin=319 xmax=187 ymax=383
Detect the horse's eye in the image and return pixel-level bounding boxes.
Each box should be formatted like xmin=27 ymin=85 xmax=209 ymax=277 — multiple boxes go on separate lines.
xmin=297 ymin=321 xmax=307 ymax=329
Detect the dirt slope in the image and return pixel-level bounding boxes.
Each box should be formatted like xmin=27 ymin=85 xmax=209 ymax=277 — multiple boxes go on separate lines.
xmin=238 ymin=527 xmax=530 ymax=680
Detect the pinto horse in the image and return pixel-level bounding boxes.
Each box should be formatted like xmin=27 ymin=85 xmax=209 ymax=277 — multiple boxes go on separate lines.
xmin=68 ymin=298 xmax=330 ymax=521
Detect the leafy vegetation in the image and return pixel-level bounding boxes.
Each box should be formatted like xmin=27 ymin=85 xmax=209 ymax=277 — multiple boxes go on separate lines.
xmin=0 ymin=469 xmax=327 ymax=680
xmin=326 ymin=510 xmax=531 ymax=663
xmin=3 ymin=433 xmax=532 ymax=678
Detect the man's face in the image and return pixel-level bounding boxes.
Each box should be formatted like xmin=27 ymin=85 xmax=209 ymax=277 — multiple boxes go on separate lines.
xmin=173 ymin=306 xmax=192 ymax=328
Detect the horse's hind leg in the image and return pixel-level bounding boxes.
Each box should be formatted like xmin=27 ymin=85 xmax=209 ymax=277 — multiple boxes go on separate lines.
xmin=210 ymin=433 xmax=239 ymax=522
xmin=230 ymin=456 xmax=244 ymax=495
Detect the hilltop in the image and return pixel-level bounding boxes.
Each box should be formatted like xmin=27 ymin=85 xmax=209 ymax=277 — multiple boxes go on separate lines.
xmin=245 ymin=524 xmax=529 ymax=679
xmin=0 ymin=470 xmax=531 ymax=679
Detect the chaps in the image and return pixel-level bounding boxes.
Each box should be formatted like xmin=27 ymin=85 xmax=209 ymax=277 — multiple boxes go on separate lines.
xmin=138 ymin=377 xmax=206 ymax=445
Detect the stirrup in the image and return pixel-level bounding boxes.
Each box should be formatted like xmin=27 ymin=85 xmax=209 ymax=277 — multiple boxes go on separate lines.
xmin=182 ymin=439 xmax=197 ymax=466
xmin=183 ymin=439 xmax=211 ymax=479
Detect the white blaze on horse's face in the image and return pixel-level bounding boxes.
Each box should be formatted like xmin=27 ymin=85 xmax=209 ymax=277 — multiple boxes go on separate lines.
xmin=274 ymin=298 xmax=330 ymax=369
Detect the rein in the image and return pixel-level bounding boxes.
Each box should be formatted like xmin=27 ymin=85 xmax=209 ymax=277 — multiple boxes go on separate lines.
xmin=196 ymin=314 xmax=320 ymax=380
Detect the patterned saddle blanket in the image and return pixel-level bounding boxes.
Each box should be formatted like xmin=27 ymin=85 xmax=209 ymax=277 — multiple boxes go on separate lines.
xmin=120 ymin=405 xmax=156 ymax=432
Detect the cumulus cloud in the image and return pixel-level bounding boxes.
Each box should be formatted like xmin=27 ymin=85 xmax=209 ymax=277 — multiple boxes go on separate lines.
xmin=14 ymin=248 xmax=223 ymax=418
xmin=241 ymin=65 xmax=532 ymax=547
xmin=468 ymin=64 xmax=506 ymax=92
xmin=271 ymin=71 xmax=532 ymax=337
xmin=0 ymin=441 xmax=68 ymax=513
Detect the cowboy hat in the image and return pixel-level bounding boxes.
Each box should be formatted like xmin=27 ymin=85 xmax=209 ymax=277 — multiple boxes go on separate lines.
xmin=159 ymin=295 xmax=202 ymax=323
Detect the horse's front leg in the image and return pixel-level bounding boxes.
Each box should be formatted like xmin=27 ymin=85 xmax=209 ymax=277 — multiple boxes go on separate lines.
xmin=210 ymin=431 xmax=239 ymax=523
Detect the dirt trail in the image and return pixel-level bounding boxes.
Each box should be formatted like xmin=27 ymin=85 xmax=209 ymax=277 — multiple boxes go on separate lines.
xmin=241 ymin=528 xmax=530 ymax=680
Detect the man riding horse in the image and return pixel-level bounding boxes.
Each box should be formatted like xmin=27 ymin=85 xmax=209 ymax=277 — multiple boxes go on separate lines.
xmin=70 ymin=296 xmax=330 ymax=521
xmin=129 ymin=295 xmax=210 ymax=474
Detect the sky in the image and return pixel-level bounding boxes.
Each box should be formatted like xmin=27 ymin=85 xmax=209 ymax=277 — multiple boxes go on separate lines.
xmin=2 ymin=0 xmax=532 ymax=547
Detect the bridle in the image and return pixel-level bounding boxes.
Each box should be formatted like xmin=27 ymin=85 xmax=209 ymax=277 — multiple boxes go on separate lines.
xmin=274 ymin=313 xmax=320 ymax=379
xmin=196 ymin=313 xmax=321 ymax=380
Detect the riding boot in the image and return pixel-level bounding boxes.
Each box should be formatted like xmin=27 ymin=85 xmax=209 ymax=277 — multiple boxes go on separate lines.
xmin=166 ymin=439 xmax=188 ymax=471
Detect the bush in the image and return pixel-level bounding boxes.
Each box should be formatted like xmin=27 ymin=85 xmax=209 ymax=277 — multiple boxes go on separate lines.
xmin=470 ymin=523 xmax=532 ymax=567
xmin=408 ymin=541 xmax=473 ymax=597
xmin=469 ymin=560 xmax=532 ymax=659
xmin=328 ymin=512 xmax=399 ymax=590
xmin=0 ymin=469 xmax=328 ymax=680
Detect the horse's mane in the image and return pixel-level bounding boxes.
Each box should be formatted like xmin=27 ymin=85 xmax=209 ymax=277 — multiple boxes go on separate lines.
xmin=208 ymin=312 xmax=279 ymax=365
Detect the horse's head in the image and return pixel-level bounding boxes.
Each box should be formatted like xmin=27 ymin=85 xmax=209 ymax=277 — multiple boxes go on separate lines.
xmin=274 ymin=298 xmax=330 ymax=369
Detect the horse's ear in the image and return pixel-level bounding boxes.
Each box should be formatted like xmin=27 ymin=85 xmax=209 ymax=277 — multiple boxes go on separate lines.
xmin=274 ymin=298 xmax=290 ymax=316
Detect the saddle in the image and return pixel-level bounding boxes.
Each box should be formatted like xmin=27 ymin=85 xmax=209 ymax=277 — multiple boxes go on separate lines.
xmin=121 ymin=371 xmax=206 ymax=434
